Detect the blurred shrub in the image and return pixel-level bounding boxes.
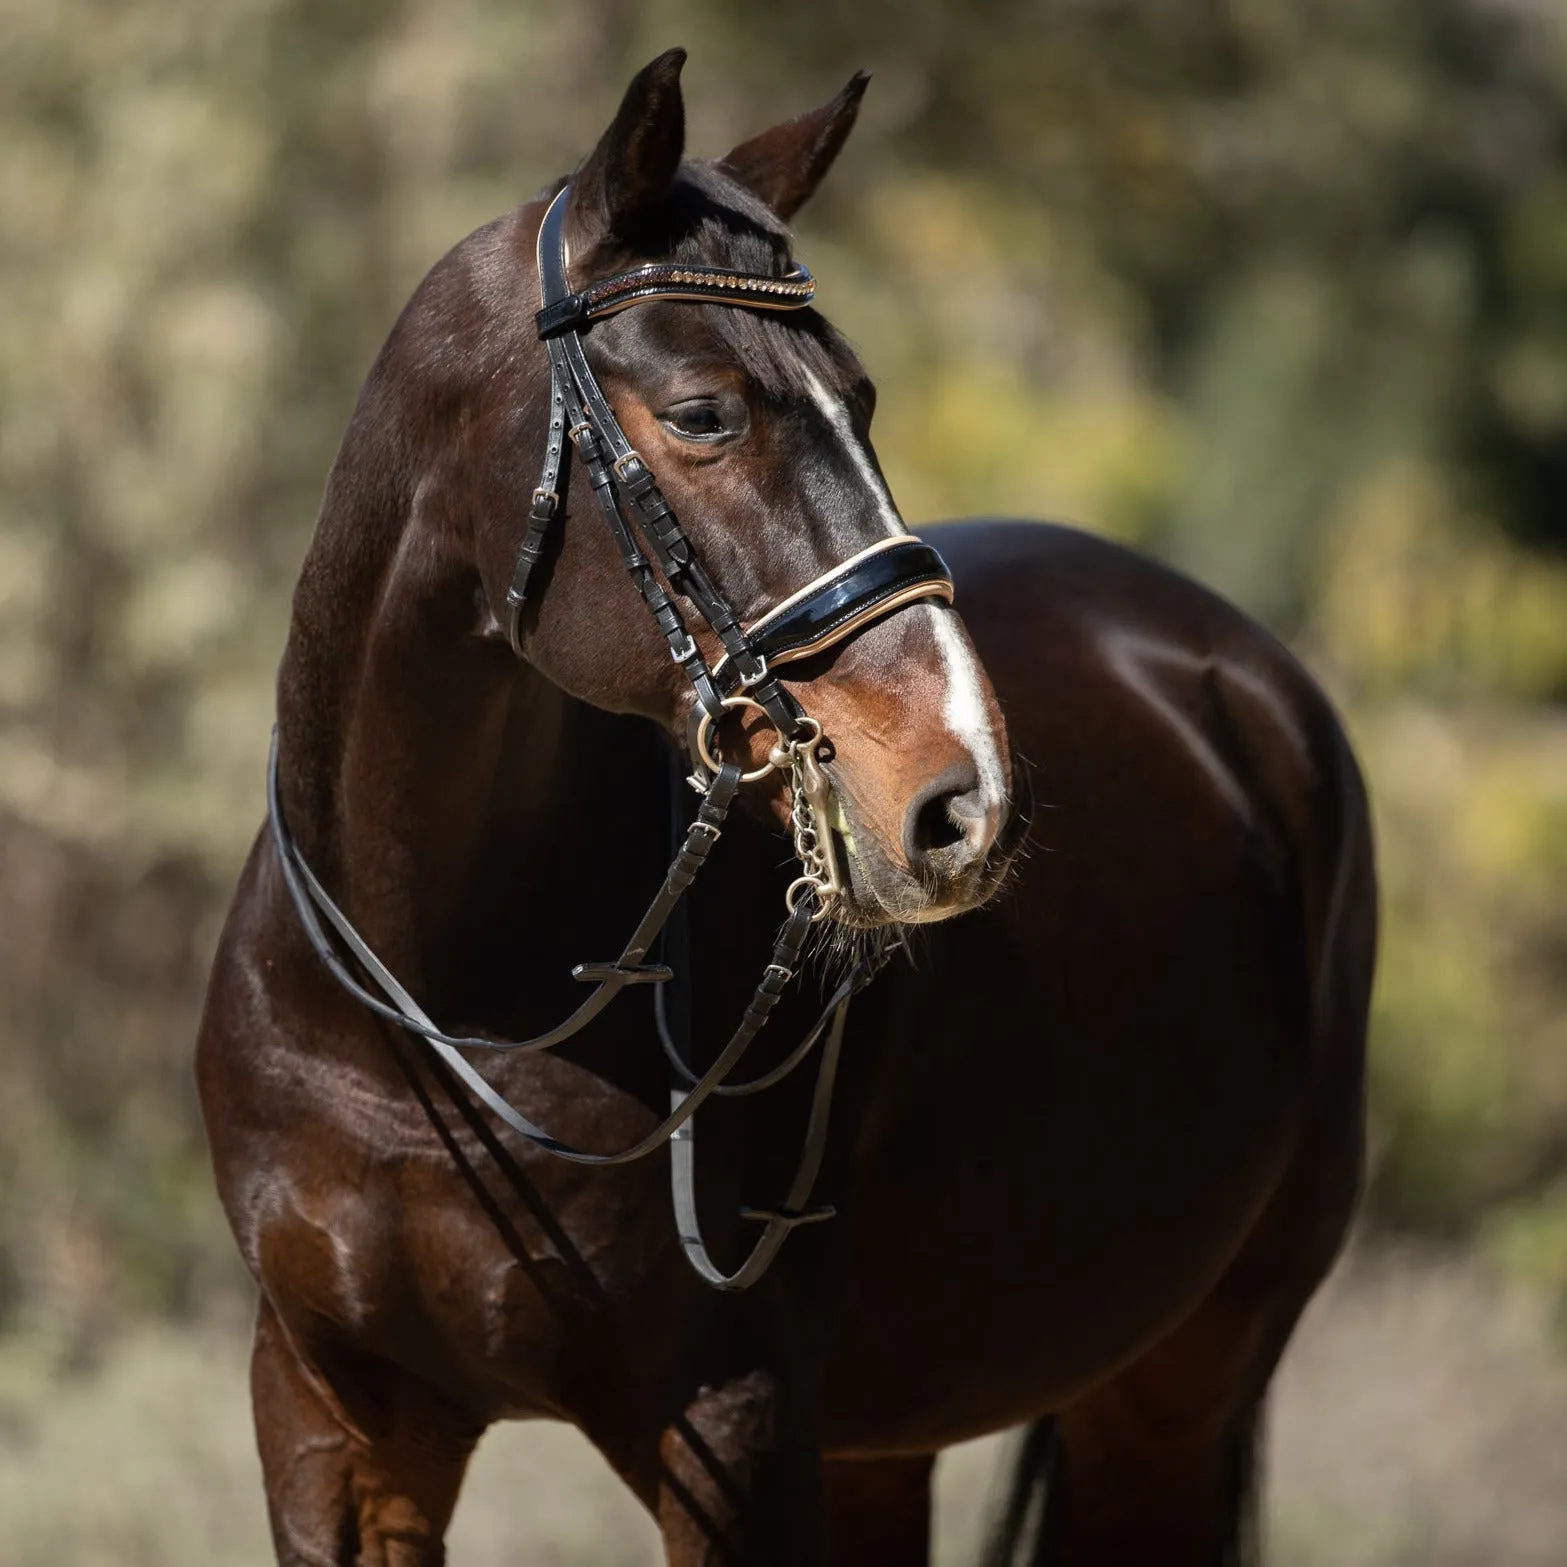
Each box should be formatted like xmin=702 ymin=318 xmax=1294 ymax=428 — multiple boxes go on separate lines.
xmin=1318 ymin=465 xmax=1567 ymax=701
xmin=1352 ymin=704 xmax=1567 ymax=1231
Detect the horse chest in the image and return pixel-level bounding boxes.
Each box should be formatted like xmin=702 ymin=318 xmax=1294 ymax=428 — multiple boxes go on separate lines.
xmin=228 ymin=1050 xmax=679 ymax=1400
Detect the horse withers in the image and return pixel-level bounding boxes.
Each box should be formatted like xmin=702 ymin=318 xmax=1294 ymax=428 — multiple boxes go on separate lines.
xmin=197 ymin=49 xmax=1375 ymax=1566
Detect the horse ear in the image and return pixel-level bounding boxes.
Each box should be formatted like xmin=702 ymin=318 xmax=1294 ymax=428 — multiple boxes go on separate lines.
xmin=568 ymin=48 xmax=687 ymax=249
xmin=717 ymin=72 xmax=869 ymax=221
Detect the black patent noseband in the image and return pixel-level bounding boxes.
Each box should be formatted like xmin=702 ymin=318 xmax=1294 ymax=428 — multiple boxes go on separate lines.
xmin=269 ymin=182 xmax=955 ymax=1289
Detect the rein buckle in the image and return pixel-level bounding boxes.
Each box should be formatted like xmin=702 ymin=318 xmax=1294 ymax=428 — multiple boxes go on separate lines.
xmin=571 ymin=961 xmax=675 ymax=986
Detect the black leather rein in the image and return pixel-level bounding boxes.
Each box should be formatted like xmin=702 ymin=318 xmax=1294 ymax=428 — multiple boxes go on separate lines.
xmin=268 ymin=182 xmax=955 ymax=1289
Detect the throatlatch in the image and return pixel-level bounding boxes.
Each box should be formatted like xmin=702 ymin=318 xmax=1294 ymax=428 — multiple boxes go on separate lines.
xmin=270 ymin=181 xmax=956 ymax=1289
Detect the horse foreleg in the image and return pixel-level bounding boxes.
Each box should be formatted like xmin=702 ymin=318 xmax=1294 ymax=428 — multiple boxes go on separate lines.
xmin=641 ymin=1369 xmax=828 ymax=1565
xmin=824 ymin=1454 xmax=935 ymax=1565
xmin=250 ymin=1298 xmax=482 ymax=1567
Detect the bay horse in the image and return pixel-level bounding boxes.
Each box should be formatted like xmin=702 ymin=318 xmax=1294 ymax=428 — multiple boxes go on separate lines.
xmin=197 ymin=49 xmax=1375 ymax=1566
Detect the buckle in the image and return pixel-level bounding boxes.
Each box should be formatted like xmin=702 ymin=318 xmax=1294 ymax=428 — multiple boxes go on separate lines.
xmin=733 ymin=650 xmax=769 ymax=688
xmin=669 ymin=630 xmax=699 ymax=664
xmin=612 ymin=449 xmax=648 ymax=484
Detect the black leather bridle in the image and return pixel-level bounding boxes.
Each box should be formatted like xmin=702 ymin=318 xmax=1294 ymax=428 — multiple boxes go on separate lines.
xmin=268 ymin=183 xmax=957 ymax=1289
xmin=511 ymin=188 xmax=953 ymax=743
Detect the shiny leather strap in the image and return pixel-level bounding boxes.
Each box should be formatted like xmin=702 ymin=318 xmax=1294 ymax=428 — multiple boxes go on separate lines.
xmin=551 ymin=361 xmax=730 ymax=721
xmin=536 ymin=259 xmax=815 ymax=339
xmin=711 ymin=537 xmax=954 ymax=694
xmin=669 ymin=985 xmax=852 ymax=1290
xmin=269 ymin=729 xmax=740 ymax=1062
xmin=504 ymin=374 xmax=567 ymax=656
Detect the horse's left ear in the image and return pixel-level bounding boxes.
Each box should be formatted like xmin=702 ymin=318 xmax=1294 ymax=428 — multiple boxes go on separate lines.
xmin=717 ymin=72 xmax=869 ymax=221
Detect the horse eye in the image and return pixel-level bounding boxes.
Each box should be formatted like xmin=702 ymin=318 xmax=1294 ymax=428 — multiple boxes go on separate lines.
xmin=664 ymin=403 xmax=728 ymax=441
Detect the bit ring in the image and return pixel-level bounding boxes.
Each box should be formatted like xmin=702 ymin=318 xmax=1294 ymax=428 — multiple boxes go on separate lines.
xmin=785 ymin=875 xmax=835 ymax=921
xmin=696 ymin=697 xmax=784 ymax=784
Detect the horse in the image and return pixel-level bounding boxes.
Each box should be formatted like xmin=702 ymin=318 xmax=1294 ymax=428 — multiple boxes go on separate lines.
xmin=196 ymin=49 xmax=1376 ymax=1566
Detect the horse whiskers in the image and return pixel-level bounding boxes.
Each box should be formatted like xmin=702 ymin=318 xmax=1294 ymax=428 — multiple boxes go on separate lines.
xmin=807 ymin=917 xmax=901 ymax=991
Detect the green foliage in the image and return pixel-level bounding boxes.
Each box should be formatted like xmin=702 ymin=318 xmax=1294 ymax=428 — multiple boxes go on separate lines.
xmin=1359 ymin=706 xmax=1567 ymax=1231
xmin=1318 ymin=465 xmax=1567 ymax=700
xmin=3 ymin=0 xmax=1567 ymax=1338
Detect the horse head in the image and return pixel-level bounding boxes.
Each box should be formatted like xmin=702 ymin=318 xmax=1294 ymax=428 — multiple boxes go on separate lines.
xmin=487 ymin=52 xmax=1018 ymax=926
xmin=442 ymin=51 xmax=1018 ymax=926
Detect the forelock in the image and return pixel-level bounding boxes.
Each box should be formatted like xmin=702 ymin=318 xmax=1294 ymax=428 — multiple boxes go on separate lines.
xmin=657 ymin=162 xmax=854 ymax=400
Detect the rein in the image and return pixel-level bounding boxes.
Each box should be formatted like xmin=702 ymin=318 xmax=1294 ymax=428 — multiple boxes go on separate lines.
xmin=269 ymin=183 xmax=953 ymax=1289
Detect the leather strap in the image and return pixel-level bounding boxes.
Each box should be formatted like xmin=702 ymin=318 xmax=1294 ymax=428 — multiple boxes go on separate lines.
xmin=550 ymin=362 xmax=728 ymax=721
xmin=504 ymin=374 xmax=567 ymax=656
xmin=536 ymin=258 xmax=815 ymax=339
xmin=657 ymin=964 xmax=860 ymax=1096
xmin=669 ymin=986 xmax=853 ymax=1291
xmin=711 ymin=537 xmax=954 ymax=694
xmin=268 ymin=729 xmax=739 ymax=1061
xmin=268 ymin=729 xmax=848 ymax=1168
xmin=655 ymin=764 xmax=893 ymax=1290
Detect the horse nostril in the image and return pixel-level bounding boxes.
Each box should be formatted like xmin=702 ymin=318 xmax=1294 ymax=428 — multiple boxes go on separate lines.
xmin=903 ymin=763 xmax=987 ymax=869
xmin=914 ymin=796 xmax=966 ymax=854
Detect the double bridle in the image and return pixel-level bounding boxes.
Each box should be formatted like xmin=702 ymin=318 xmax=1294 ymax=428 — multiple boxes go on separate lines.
xmin=269 ymin=183 xmax=956 ymax=1289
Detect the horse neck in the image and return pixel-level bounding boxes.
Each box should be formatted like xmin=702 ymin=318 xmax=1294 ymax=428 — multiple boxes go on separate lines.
xmin=274 ymin=385 xmax=666 ymax=1006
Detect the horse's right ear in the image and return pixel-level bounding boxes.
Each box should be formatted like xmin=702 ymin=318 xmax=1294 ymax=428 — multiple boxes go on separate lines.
xmin=567 ymin=48 xmax=687 ymax=253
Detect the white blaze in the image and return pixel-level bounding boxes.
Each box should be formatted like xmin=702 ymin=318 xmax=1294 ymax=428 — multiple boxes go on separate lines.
xmin=802 ymin=367 xmax=905 ymax=538
xmin=928 ymin=604 xmax=1008 ymax=811
xmin=802 ymin=369 xmax=1006 ymax=812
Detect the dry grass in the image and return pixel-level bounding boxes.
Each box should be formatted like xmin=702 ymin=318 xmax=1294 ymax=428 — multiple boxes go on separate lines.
xmin=2 ymin=1243 xmax=1564 ymax=1565
xmin=1271 ymin=1243 xmax=1567 ymax=1566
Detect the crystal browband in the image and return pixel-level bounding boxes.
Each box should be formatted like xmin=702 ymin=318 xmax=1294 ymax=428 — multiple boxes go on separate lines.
xmin=536 ymin=260 xmax=816 ymax=339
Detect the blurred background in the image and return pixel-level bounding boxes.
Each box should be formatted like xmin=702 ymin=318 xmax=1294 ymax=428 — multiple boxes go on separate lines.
xmin=4 ymin=1 xmax=1567 ymax=1562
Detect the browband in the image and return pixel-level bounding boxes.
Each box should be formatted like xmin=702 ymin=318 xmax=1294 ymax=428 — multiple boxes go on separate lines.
xmin=537 ymin=259 xmax=816 ymax=339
